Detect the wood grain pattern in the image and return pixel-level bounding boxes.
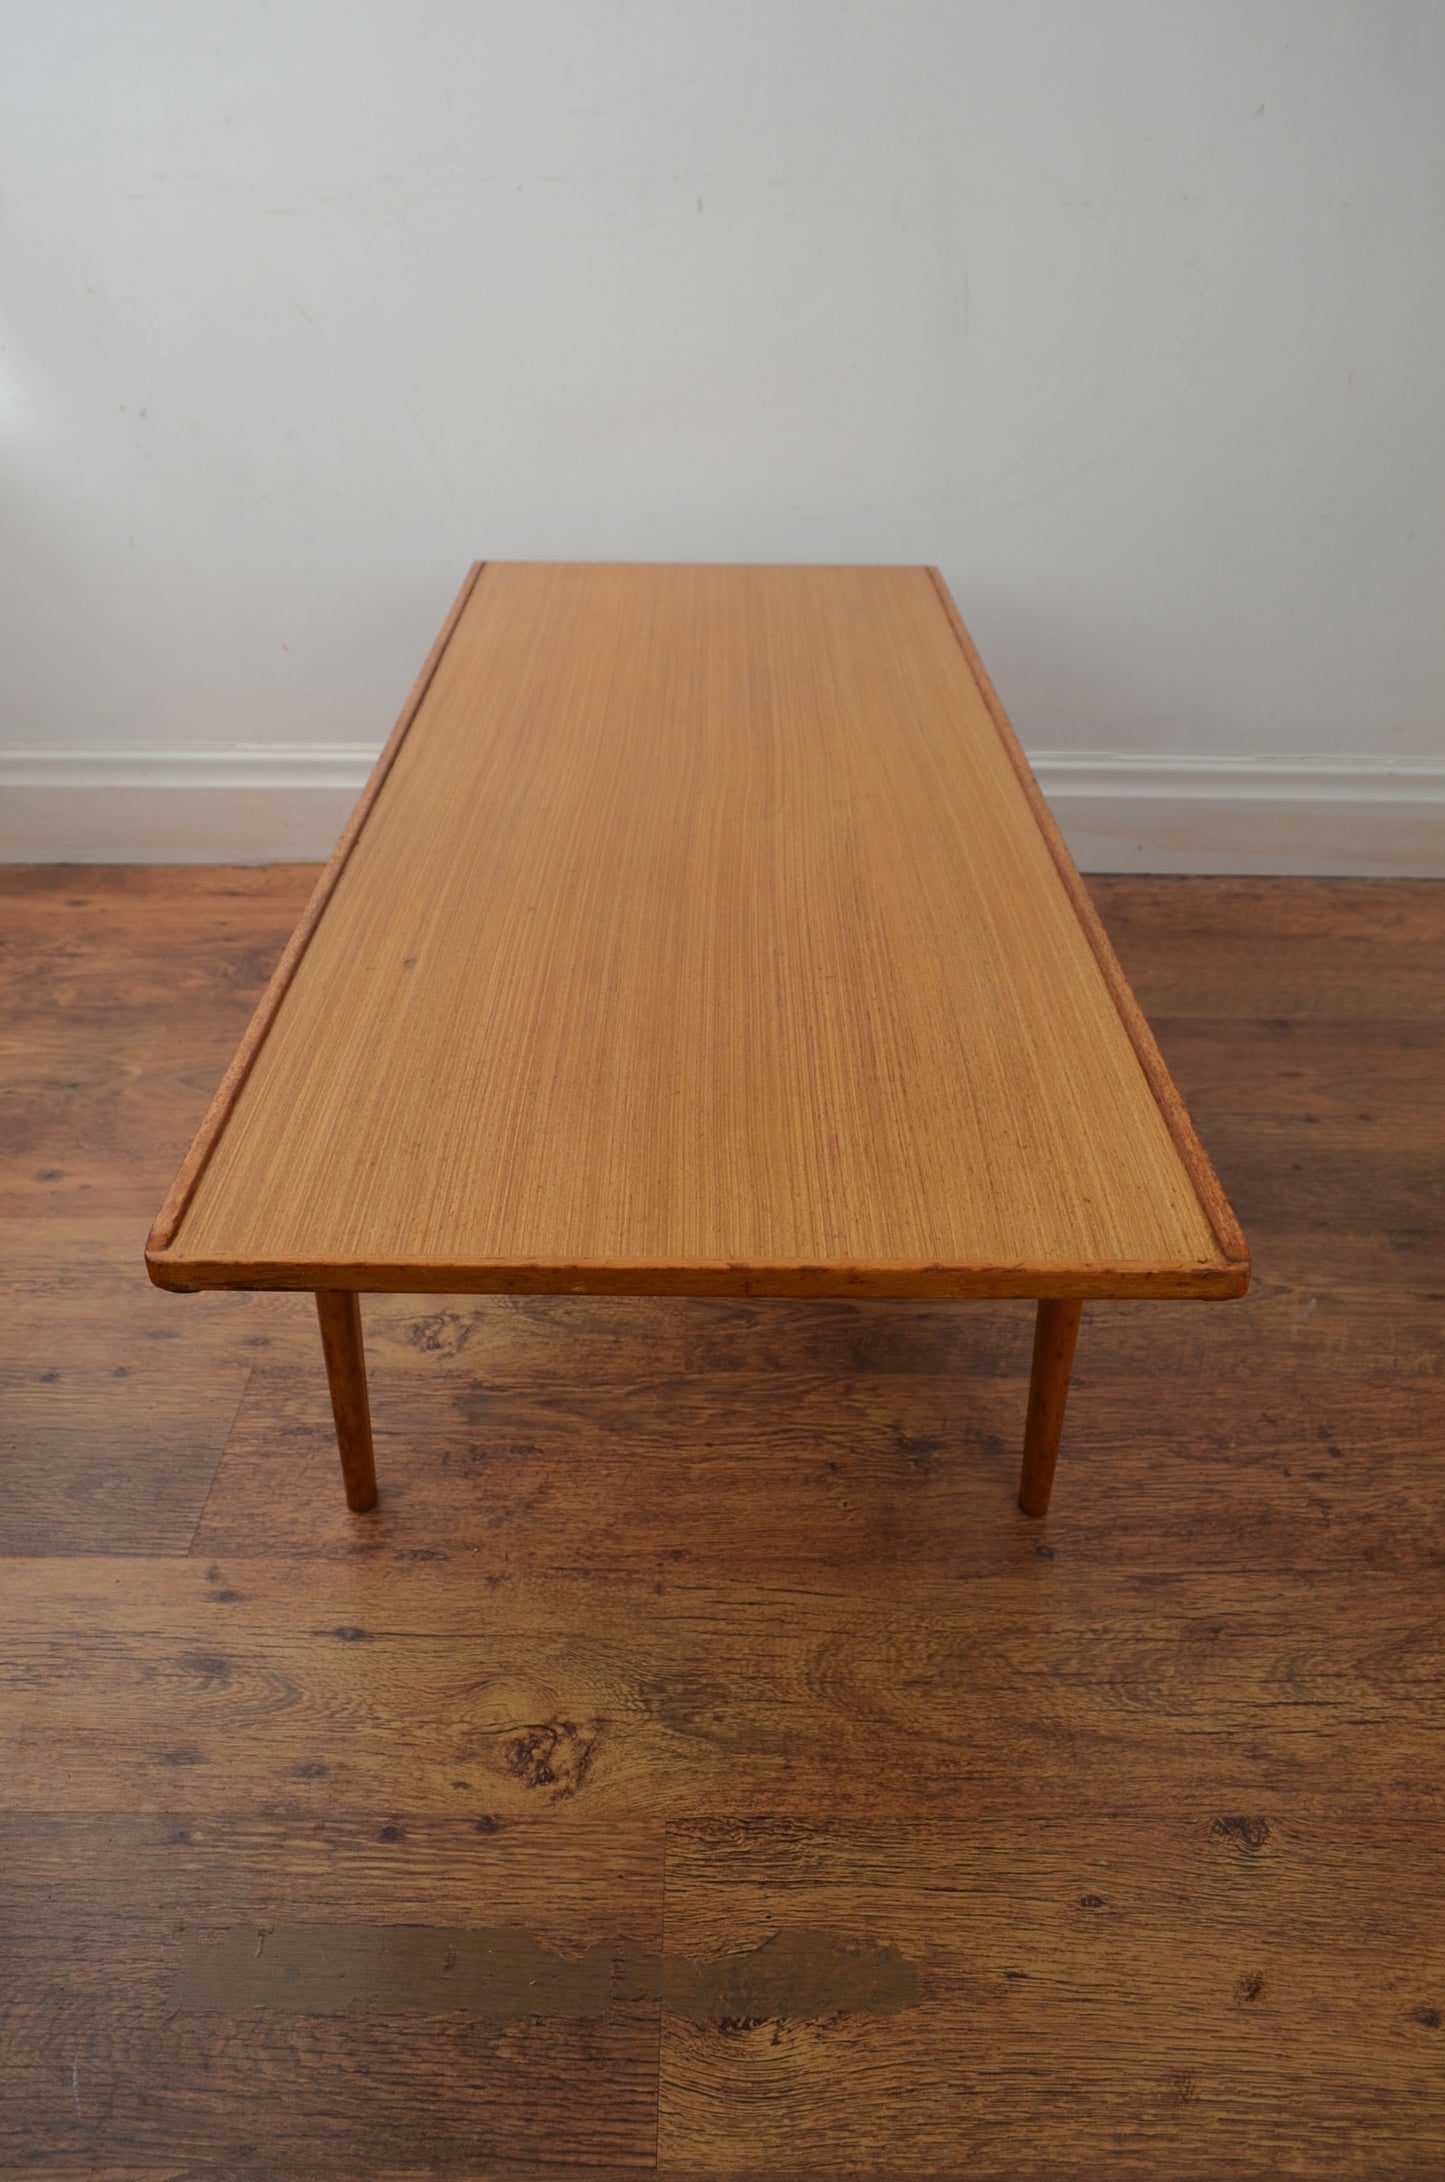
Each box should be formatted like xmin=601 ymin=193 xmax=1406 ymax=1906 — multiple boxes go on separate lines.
xmin=2 ymin=868 xmax=1442 ymax=2175
xmin=1090 ymin=874 xmax=1445 ymax=1022
xmin=0 ymin=1358 xmax=251 ymax=1555
xmin=192 ymin=1368 xmax=1445 ymax=1576
xmin=315 ymin=1291 xmax=378 ymax=1512
xmin=1017 ymin=1296 xmax=1081 ymax=1516
xmin=148 ymin=565 xmax=1245 ymax=1299
xmin=4 ymin=1557 xmax=1439 ymax=1821
xmin=925 ymin=572 xmax=1248 ymax=1273
xmin=659 ymin=1817 xmax=1445 ymax=2179
xmin=146 ymin=566 xmax=483 ymax=1258
xmin=0 ymin=864 xmax=311 ymax=1224
xmin=0 ymin=1809 xmax=661 ymax=2174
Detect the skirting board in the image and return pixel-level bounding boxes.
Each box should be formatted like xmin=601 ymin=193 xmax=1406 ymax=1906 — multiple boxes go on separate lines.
xmin=1036 ymin=753 xmax=1445 ymax=877
xmin=0 ymin=746 xmax=1441 ymax=876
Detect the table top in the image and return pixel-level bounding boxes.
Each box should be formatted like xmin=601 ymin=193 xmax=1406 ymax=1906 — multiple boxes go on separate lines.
xmin=148 ymin=562 xmax=1247 ymax=1300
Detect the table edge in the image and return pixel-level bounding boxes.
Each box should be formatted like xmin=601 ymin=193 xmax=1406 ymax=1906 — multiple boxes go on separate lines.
xmin=145 ymin=1250 xmax=1248 ymax=1301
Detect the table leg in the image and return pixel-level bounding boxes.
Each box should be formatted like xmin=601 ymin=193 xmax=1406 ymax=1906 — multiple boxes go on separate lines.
xmin=1017 ymin=1298 xmax=1082 ymax=1518
xmin=314 ymin=1290 xmax=378 ymax=1512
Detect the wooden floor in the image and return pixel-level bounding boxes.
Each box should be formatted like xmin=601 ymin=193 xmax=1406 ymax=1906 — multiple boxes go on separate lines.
xmin=2 ymin=866 xmax=1442 ymax=2179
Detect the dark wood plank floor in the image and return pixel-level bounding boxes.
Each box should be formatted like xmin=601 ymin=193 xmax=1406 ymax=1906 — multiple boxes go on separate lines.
xmin=2 ymin=866 xmax=1442 ymax=2179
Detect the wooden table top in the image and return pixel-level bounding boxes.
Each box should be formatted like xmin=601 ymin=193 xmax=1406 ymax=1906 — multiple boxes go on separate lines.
xmin=148 ymin=563 xmax=1247 ymax=1300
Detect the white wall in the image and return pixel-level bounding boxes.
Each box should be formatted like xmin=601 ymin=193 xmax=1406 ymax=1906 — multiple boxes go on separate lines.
xmin=2 ymin=0 xmax=1442 ymax=869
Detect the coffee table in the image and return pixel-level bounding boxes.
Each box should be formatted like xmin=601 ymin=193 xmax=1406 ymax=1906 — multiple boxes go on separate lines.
xmin=147 ymin=563 xmax=1247 ymax=1519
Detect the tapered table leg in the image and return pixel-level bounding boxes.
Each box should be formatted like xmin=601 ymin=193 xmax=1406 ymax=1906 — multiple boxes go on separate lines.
xmin=1017 ymin=1298 xmax=1082 ymax=1518
xmin=315 ymin=1290 xmax=378 ymax=1512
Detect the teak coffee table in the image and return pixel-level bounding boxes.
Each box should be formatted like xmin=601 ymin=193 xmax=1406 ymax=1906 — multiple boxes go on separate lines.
xmin=147 ymin=563 xmax=1248 ymax=1518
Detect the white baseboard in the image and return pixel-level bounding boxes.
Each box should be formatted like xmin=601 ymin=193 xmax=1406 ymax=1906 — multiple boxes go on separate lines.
xmin=1035 ymin=753 xmax=1445 ymax=877
xmin=0 ymin=746 xmax=1441 ymax=876
xmin=0 ymin=748 xmax=367 ymax=867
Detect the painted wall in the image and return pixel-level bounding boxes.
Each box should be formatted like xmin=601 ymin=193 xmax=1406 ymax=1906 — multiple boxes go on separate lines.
xmin=2 ymin=1 xmax=1442 ymax=867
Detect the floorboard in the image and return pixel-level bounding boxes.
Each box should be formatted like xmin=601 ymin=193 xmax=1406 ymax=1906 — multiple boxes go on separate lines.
xmin=1 ymin=867 xmax=1441 ymax=2175
xmin=657 ymin=1816 xmax=1444 ymax=2179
